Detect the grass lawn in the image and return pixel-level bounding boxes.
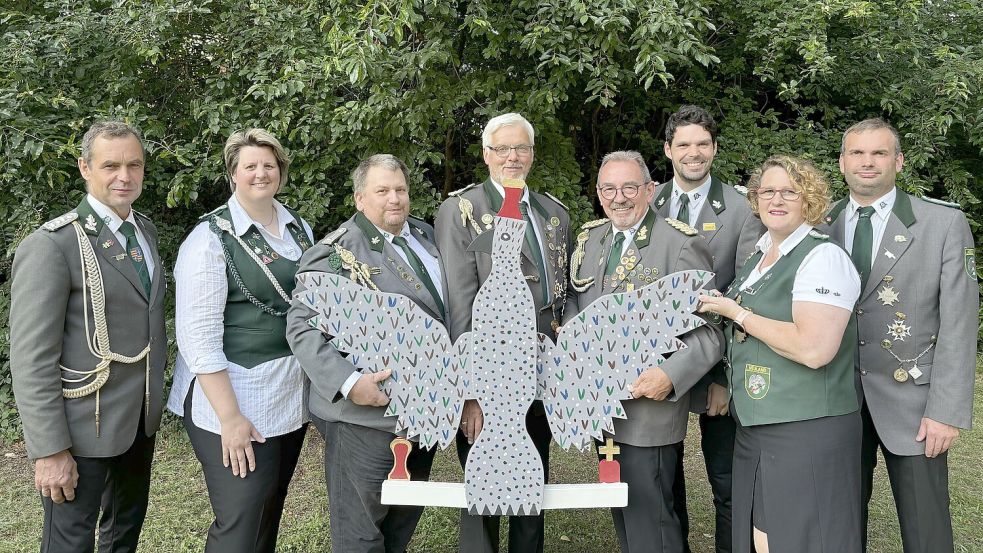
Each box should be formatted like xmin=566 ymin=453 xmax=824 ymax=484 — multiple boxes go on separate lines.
xmin=2 ymin=374 xmax=982 ymax=552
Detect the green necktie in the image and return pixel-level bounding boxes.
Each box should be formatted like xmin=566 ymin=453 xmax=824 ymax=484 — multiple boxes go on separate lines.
xmin=851 ymin=206 xmax=876 ymax=288
xmin=677 ymin=193 xmax=690 ymax=226
xmin=392 ymin=235 xmax=445 ymax=316
xmin=119 ymin=221 xmax=151 ymax=296
xmin=605 ymin=231 xmax=626 ymax=277
xmin=518 ymin=202 xmax=550 ymax=301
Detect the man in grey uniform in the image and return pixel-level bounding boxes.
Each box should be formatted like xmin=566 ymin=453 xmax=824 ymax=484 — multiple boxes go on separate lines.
xmin=569 ymin=150 xmax=723 ymax=553
xmin=434 ymin=112 xmax=572 ymax=553
xmin=653 ymin=105 xmax=764 ymax=553
xmin=287 ymin=154 xmax=446 ymax=552
xmin=822 ymin=118 xmax=977 ymax=553
xmin=10 ymin=120 xmax=167 ymax=553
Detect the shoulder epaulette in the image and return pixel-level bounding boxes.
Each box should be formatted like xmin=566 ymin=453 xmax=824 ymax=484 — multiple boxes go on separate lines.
xmin=448 ymin=182 xmax=480 ymax=197
xmin=41 ymin=212 xmax=78 ymax=232
xmin=665 ymin=218 xmax=698 ymax=236
xmin=580 ymin=218 xmax=609 ymax=231
xmin=321 ymin=227 xmax=347 ymax=245
xmin=543 ymin=192 xmax=567 ymax=210
xmin=921 ymin=196 xmax=961 ymax=209
xmin=808 ymin=229 xmax=829 ymax=240
xmin=733 ymin=184 xmax=749 ymax=196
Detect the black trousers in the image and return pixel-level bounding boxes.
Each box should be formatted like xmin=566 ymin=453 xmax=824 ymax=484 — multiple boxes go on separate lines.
xmin=455 ymin=404 xmax=552 ymax=553
xmin=673 ymin=413 xmax=735 ymax=553
xmin=184 ymin=389 xmax=306 ymax=553
xmin=40 ymin=414 xmax=155 ymax=553
xmin=860 ymin=404 xmax=953 ymax=553
xmin=315 ymin=417 xmax=436 ymax=553
xmin=607 ymin=440 xmax=685 ymax=553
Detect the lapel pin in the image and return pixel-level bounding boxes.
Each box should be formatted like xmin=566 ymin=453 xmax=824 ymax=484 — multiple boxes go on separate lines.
xmin=894 ymin=235 xmax=906 ymax=242
xmin=84 ymin=214 xmax=98 ymax=232
xmin=657 ymin=197 xmax=666 ymax=207
xmin=371 ymin=236 xmax=380 ymax=245
xmin=114 ymin=253 xmax=126 ymax=261
xmin=884 ymin=250 xmax=896 ymax=259
xmin=703 ymin=222 xmax=716 ymax=231
xmin=101 ymin=239 xmax=114 ymax=248
xmin=711 ymin=200 xmax=722 ymax=210
xmin=550 ymin=216 xmax=560 ymax=227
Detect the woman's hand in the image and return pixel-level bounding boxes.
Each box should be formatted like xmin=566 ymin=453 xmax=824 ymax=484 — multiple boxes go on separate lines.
xmin=698 ymin=291 xmax=744 ymax=321
xmin=219 ymin=413 xmax=266 ymax=478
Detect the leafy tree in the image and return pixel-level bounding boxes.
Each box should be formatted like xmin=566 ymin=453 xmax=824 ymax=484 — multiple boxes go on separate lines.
xmin=2 ymin=0 xmax=980 ymax=440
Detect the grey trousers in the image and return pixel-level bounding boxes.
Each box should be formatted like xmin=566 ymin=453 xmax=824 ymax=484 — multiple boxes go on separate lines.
xmin=607 ymin=440 xmax=685 ymax=553
xmin=40 ymin=413 xmax=155 ymax=553
xmin=184 ymin=388 xmax=307 ymax=553
xmin=316 ymin=417 xmax=436 ymax=553
xmin=861 ymin=404 xmax=953 ymax=553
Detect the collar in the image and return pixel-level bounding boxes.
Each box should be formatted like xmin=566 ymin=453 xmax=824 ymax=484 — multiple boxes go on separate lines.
xmin=83 ymin=194 xmax=137 ymax=236
xmin=377 ymin=222 xmax=413 ymax=243
xmin=671 ymin=176 xmax=712 ymax=203
xmin=847 ymin=186 xmax=896 ymax=223
xmin=490 ymin=178 xmax=531 ymax=205
xmin=754 ymin=222 xmax=814 ymax=256
xmin=611 ymin=207 xmax=656 ymax=250
xmin=228 ymin=194 xmax=296 ymax=237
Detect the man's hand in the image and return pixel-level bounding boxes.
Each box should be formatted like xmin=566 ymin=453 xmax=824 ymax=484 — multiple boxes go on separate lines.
xmin=629 ymin=367 xmax=674 ymax=401
xmin=916 ymin=417 xmax=960 ymax=458
xmin=460 ymin=400 xmax=484 ymax=444
xmin=35 ymin=449 xmax=78 ymax=504
xmin=706 ymin=382 xmax=730 ymax=416
xmin=349 ymin=368 xmax=392 ymax=407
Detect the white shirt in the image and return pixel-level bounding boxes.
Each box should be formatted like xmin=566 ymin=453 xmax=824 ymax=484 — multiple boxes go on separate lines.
xmin=339 ymin=221 xmax=445 ymax=398
xmin=843 ymin=186 xmax=896 ymax=260
xmin=86 ymin=194 xmax=156 ymax=278
xmin=671 ymin=177 xmax=712 ymax=227
xmin=741 ymin=223 xmax=860 ymax=311
xmin=166 ymin=195 xmax=313 ymax=437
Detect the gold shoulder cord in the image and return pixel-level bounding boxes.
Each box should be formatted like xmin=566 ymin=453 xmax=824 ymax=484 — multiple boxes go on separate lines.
xmin=61 ymin=221 xmax=151 ymax=437
xmin=335 ymin=244 xmax=381 ymax=290
xmin=458 ymin=198 xmax=483 ymax=234
xmin=569 ymin=229 xmax=594 ymax=292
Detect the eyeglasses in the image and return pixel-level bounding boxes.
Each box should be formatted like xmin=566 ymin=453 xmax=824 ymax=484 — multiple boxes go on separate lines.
xmin=597 ymin=184 xmax=642 ymax=200
xmin=486 ymin=144 xmax=534 ymax=158
xmin=756 ymin=188 xmax=802 ymax=201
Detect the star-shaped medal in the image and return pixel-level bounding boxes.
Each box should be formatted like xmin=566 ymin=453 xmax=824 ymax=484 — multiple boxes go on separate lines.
xmin=877 ymin=285 xmax=900 ymax=306
xmin=887 ymin=319 xmax=911 ymax=341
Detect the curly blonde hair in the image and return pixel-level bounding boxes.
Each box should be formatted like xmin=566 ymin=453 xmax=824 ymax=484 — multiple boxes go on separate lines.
xmin=746 ymin=155 xmax=830 ymax=225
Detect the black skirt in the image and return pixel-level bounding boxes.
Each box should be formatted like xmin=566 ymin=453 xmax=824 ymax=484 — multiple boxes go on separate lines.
xmin=732 ymin=409 xmax=862 ymax=553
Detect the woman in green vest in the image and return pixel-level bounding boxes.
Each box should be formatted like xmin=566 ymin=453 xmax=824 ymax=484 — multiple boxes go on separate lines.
xmin=697 ymin=155 xmax=862 ymax=553
xmin=167 ymin=129 xmax=313 ymax=553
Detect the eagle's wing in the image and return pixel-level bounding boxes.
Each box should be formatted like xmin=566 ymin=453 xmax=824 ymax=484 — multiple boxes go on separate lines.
xmin=294 ymin=271 xmax=467 ymax=449
xmin=537 ymin=269 xmax=714 ymax=451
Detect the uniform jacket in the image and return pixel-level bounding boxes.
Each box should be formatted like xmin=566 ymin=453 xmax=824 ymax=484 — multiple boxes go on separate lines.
xmin=10 ymin=199 xmax=167 ymax=459
xmin=653 ymin=177 xmax=764 ymax=412
xmin=286 ymin=213 xmax=448 ymax=433
xmin=820 ymin=190 xmax=978 ymax=455
xmin=568 ymin=208 xmax=724 ymax=447
xmin=434 ymin=179 xmax=574 ymax=341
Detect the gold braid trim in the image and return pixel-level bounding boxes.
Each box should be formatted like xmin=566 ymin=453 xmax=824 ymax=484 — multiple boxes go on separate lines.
xmin=62 ymin=221 xmax=151 ymax=437
xmin=458 ymin=197 xmax=483 ymax=234
xmin=334 ymin=244 xmax=381 ymax=290
xmin=569 ymin=219 xmax=608 ymax=292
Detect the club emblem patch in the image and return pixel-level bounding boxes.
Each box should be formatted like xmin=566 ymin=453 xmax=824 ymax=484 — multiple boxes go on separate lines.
xmin=745 ymin=364 xmax=770 ymax=400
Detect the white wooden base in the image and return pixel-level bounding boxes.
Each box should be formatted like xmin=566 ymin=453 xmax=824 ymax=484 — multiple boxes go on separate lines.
xmin=381 ymin=481 xmax=628 ymax=509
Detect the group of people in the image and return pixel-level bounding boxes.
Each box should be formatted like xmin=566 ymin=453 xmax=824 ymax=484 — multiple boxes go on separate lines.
xmin=8 ymin=106 xmax=976 ymax=553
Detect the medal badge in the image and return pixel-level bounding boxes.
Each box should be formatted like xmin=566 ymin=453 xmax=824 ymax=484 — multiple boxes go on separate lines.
xmin=893 ymin=368 xmax=909 ymax=383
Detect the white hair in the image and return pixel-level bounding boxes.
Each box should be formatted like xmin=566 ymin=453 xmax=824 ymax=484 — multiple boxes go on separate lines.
xmin=481 ymin=113 xmax=535 ymax=147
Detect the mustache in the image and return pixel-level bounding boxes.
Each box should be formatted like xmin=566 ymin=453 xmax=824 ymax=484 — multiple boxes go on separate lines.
xmin=610 ymin=200 xmax=634 ymax=210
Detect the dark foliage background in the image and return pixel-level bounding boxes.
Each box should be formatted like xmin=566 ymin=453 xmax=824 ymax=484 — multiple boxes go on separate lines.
xmin=2 ymin=0 xmax=981 ymax=440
